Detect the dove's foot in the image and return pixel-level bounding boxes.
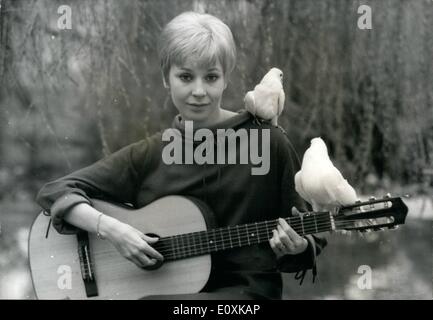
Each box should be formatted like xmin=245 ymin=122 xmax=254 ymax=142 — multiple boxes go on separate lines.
xmin=252 ymin=117 xmax=262 ymax=126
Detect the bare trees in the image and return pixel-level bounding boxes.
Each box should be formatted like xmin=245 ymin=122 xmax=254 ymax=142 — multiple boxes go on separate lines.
xmin=0 ymin=0 xmax=431 ymax=198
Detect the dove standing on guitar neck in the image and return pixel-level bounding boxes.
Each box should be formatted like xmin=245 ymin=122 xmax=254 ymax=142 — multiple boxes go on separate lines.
xmin=295 ymin=137 xmax=358 ymax=212
xmin=244 ymin=68 xmax=285 ymax=127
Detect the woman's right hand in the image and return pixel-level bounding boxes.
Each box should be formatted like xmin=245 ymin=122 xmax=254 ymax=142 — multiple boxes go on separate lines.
xmin=99 ymin=215 xmax=164 ymax=268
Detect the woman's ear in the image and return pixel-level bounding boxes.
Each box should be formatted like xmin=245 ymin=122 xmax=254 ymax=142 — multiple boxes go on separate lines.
xmin=162 ymin=72 xmax=169 ymax=89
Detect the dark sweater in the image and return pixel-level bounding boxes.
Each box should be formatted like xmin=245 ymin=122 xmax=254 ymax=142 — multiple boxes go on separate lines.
xmin=36 ymin=110 xmax=327 ymax=300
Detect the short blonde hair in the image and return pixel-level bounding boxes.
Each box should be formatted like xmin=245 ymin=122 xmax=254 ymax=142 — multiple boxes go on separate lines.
xmin=158 ymin=12 xmax=236 ymax=82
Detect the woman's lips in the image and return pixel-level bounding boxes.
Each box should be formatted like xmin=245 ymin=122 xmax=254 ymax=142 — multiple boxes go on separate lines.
xmin=187 ymin=103 xmax=210 ymax=107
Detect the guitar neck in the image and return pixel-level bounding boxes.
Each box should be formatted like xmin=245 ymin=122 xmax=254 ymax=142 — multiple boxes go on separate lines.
xmin=153 ymin=211 xmax=333 ymax=261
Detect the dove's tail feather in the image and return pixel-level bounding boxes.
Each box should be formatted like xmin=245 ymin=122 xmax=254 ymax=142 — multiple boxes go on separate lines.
xmin=244 ymin=91 xmax=256 ymax=115
xmin=294 ymin=171 xmax=311 ymax=205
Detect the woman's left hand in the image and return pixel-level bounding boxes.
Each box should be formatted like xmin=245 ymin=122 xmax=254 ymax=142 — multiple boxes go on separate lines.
xmin=269 ymin=217 xmax=309 ymax=258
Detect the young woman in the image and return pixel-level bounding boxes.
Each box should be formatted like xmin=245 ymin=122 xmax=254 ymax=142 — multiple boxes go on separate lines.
xmin=36 ymin=11 xmax=327 ymax=300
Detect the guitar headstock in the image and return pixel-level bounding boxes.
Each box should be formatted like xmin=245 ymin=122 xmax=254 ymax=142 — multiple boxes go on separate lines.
xmin=333 ymin=194 xmax=409 ymax=233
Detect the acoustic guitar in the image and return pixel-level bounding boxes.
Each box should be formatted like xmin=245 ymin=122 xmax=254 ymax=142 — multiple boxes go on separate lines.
xmin=28 ymin=195 xmax=408 ymax=299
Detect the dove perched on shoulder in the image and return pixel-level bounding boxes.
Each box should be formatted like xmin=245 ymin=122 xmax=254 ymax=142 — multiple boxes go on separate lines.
xmin=244 ymin=67 xmax=285 ymax=127
xmin=294 ymin=137 xmax=358 ymax=212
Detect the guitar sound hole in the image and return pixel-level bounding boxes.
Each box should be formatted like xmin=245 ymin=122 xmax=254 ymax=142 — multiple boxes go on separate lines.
xmin=141 ymin=233 xmax=164 ymax=271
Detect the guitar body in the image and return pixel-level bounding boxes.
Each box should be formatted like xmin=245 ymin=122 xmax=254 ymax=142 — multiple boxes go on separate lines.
xmin=29 ymin=196 xmax=212 ymax=300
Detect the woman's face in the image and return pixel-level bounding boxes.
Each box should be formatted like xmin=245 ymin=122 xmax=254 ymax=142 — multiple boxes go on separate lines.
xmin=166 ymin=59 xmax=227 ymax=127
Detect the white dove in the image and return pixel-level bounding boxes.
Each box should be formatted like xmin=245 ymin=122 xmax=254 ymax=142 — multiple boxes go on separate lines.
xmin=294 ymin=137 xmax=358 ymax=212
xmin=244 ymin=67 xmax=285 ymax=127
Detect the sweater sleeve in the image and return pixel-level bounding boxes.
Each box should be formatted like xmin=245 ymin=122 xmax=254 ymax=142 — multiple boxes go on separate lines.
xmin=273 ymin=128 xmax=328 ymax=280
xmin=35 ymin=138 xmax=153 ymax=234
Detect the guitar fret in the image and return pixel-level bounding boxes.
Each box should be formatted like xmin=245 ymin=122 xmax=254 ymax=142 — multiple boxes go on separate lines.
xmin=170 ymin=236 xmax=175 ymax=260
xmin=197 ymin=232 xmax=202 ymax=255
xmin=292 ymin=217 xmax=301 ymax=235
xmin=181 ymin=235 xmax=186 ymax=258
xmin=211 ymin=229 xmax=217 ymax=252
xmin=203 ymin=231 xmax=208 ymax=254
xmin=174 ymin=235 xmax=180 ymax=259
xmin=259 ymin=222 xmax=268 ymax=241
xmin=186 ymin=234 xmax=190 ymax=257
xmin=205 ymin=232 xmax=210 ymax=254
xmin=228 ymin=226 xmax=233 ymax=248
xmin=163 ymin=211 xmax=335 ymax=260
xmin=220 ymin=228 xmax=225 ymax=250
xmin=185 ymin=234 xmax=190 ymax=258
xmin=246 ymin=224 xmax=250 ymax=245
xmin=190 ymin=235 xmax=194 ymax=256
xmin=265 ymin=221 xmax=270 ymax=239
xmin=176 ymin=235 xmax=181 ymax=258
xmin=194 ymin=232 xmax=201 ymax=255
xmin=300 ymin=216 xmax=305 ymax=236
xmin=190 ymin=234 xmax=195 ymax=257
xmin=236 ymin=225 xmax=241 ymax=247
xmin=180 ymin=235 xmax=185 ymax=258
xmin=196 ymin=232 xmax=202 ymax=255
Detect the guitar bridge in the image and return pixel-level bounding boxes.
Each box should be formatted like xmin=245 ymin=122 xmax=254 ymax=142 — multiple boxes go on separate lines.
xmin=77 ymin=232 xmax=98 ymax=297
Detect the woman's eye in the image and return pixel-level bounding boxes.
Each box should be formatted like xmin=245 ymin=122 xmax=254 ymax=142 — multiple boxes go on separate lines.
xmin=206 ymin=74 xmax=219 ymax=82
xmin=179 ymin=74 xmax=192 ymax=82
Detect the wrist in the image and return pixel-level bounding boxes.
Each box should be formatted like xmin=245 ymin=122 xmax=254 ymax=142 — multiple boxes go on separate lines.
xmin=97 ymin=214 xmax=120 ymax=241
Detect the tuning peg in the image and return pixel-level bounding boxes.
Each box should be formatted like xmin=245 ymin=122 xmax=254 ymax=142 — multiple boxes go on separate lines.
xmin=353 ymin=199 xmax=363 ymax=211
xmin=368 ymin=196 xmax=376 ymax=209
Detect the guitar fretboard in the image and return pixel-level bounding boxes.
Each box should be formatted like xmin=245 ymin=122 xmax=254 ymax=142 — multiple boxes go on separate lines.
xmin=153 ymin=212 xmax=332 ymax=261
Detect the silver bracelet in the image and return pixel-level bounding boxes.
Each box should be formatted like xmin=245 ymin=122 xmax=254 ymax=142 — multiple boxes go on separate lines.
xmin=96 ymin=212 xmax=105 ymax=240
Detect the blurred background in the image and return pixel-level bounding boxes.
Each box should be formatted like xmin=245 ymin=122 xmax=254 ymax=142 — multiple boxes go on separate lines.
xmin=0 ymin=0 xmax=432 ymax=299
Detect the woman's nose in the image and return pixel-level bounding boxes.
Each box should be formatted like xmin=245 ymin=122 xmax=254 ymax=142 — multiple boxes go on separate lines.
xmin=192 ymin=80 xmax=206 ymax=97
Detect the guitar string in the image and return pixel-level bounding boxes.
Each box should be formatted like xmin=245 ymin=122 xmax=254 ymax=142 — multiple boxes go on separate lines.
xmin=79 ymin=202 xmax=395 ymax=272
xmin=80 ymin=218 xmax=379 ymax=278
xmin=89 ymin=206 xmax=381 ymax=255
xmin=142 ymin=214 xmax=364 ymax=252
xmin=89 ymin=217 xmax=377 ymax=257
xmin=88 ymin=218 xmax=376 ymax=261
xmin=76 ymin=208 xmax=395 ymax=276
xmin=91 ymin=206 xmax=387 ymax=256
xmin=147 ymin=213 xmax=331 ymax=248
xmin=152 ymin=219 xmax=360 ymax=258
xmin=83 ymin=219 xmax=335 ymax=274
xmin=152 ymin=217 xmax=331 ymax=252
xmin=79 ymin=218 xmax=390 ymax=276
xmin=90 ymin=215 xmax=333 ymax=255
